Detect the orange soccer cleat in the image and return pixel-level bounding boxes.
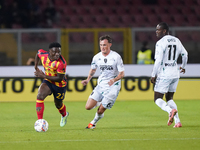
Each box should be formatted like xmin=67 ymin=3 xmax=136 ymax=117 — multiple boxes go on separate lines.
xmin=85 ymin=123 xmax=96 ymax=129
xmin=173 ymin=122 xmax=182 ymax=128
xmin=168 ymin=109 xmax=177 ymax=126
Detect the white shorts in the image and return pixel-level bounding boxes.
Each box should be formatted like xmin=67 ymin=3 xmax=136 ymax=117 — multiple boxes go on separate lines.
xmin=89 ymin=83 xmax=121 ymax=109
xmin=154 ymin=77 xmax=179 ymax=94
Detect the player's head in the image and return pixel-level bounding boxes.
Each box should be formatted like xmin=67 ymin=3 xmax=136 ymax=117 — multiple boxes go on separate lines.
xmin=48 ymin=42 xmax=61 ymax=61
xmin=49 ymin=42 xmax=61 ymax=49
xmin=99 ymin=35 xmax=112 ymax=56
xmin=156 ymin=22 xmax=169 ymax=38
xmin=99 ymin=35 xmax=112 ymax=43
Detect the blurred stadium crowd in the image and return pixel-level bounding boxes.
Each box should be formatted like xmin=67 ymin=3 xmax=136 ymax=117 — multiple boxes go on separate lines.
xmin=0 ymin=0 xmax=200 ymax=66
xmin=0 ymin=0 xmax=200 ymax=29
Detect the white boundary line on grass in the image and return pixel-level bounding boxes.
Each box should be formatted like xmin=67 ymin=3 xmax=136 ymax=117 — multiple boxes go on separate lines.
xmin=0 ymin=138 xmax=200 ymax=144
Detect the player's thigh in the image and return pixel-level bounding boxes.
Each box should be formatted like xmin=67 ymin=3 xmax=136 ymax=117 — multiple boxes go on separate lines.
xmin=168 ymin=78 xmax=179 ymax=92
xmin=37 ymin=83 xmax=52 ymax=99
xmin=154 ymin=91 xmax=164 ymax=101
xmin=85 ymin=98 xmax=98 ymax=110
xmin=154 ymin=77 xmax=172 ymax=94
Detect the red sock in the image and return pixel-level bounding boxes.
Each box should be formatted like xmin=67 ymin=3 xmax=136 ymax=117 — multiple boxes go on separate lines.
xmin=36 ymin=99 xmax=44 ymax=119
xmin=59 ymin=103 xmax=66 ymax=117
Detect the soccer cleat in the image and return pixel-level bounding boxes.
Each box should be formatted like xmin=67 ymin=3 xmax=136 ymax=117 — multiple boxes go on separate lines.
xmin=173 ymin=122 xmax=182 ymax=128
xmin=85 ymin=123 xmax=96 ymax=129
xmin=60 ymin=112 xmax=69 ymax=127
xmin=167 ymin=109 xmax=177 ymax=126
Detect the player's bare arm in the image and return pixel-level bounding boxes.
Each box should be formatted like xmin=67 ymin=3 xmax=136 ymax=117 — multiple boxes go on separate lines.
xmin=81 ymin=68 xmax=97 ymax=86
xmin=34 ymin=53 xmax=40 ymax=71
xmin=151 ymin=77 xmax=156 ymax=84
xmin=108 ymin=71 xmax=125 ymax=86
xmin=34 ymin=70 xmax=65 ymax=82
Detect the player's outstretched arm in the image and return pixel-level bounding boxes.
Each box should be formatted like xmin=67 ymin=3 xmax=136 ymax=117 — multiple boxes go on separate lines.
xmin=81 ymin=68 xmax=96 ymax=86
xmin=34 ymin=53 xmax=40 ymax=71
xmin=108 ymin=71 xmax=125 ymax=86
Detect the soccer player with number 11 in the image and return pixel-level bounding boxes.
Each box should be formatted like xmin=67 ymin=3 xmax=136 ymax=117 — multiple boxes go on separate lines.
xmin=151 ymin=22 xmax=188 ymax=128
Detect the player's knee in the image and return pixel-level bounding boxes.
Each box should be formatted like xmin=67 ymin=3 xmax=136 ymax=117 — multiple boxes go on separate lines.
xmin=154 ymin=92 xmax=164 ymax=102
xmin=37 ymin=93 xmax=45 ymax=100
xmin=55 ymin=104 xmax=61 ymax=109
xmin=85 ymin=105 xmax=92 ymax=110
xmin=54 ymin=102 xmax=62 ymax=109
xmin=85 ymin=98 xmax=96 ymax=110
xmin=165 ymin=92 xmax=174 ymax=101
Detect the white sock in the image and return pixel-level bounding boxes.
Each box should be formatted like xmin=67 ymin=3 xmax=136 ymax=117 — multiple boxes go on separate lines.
xmin=90 ymin=112 xmax=104 ymax=125
xmin=155 ymin=98 xmax=172 ymax=114
xmin=167 ymin=99 xmax=180 ymax=124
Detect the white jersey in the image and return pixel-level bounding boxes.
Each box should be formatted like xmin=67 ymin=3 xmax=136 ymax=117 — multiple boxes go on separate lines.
xmin=91 ymin=50 xmax=124 ymax=87
xmin=152 ymin=35 xmax=188 ymax=78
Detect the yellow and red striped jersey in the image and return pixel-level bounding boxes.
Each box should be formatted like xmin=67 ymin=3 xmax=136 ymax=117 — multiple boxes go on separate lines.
xmin=38 ymin=49 xmax=67 ymax=87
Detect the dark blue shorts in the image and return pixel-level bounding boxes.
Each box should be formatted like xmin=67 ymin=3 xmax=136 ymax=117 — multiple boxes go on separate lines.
xmin=43 ymin=80 xmax=67 ymax=101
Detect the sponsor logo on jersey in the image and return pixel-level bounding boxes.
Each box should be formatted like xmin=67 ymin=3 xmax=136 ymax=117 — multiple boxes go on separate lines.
xmin=165 ymin=63 xmax=176 ymax=66
xmin=100 ymin=65 xmax=113 ymax=70
xmin=167 ymin=39 xmax=176 ymax=42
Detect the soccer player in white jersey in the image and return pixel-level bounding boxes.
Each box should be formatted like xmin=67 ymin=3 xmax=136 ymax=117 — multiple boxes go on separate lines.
xmin=81 ymin=35 xmax=125 ymax=129
xmin=151 ymin=22 xmax=188 ymax=128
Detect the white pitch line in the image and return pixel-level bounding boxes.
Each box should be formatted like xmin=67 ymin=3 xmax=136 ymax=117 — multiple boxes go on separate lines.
xmin=0 ymin=138 xmax=200 ymax=144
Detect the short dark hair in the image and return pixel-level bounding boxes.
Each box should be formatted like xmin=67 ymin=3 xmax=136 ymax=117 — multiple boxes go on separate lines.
xmin=158 ymin=22 xmax=169 ymax=33
xmin=49 ymin=42 xmax=61 ymax=49
xmin=99 ymin=35 xmax=112 ymax=43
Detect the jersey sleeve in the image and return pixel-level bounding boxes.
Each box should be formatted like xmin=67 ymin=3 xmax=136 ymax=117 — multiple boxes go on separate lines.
xmin=179 ymin=41 xmax=188 ymax=69
xmin=151 ymin=42 xmax=163 ymax=77
xmin=116 ymin=54 xmax=125 ymax=72
xmin=57 ymin=62 xmax=66 ymax=74
xmin=91 ymin=55 xmax=98 ymax=69
xmin=37 ymin=49 xmax=47 ymax=58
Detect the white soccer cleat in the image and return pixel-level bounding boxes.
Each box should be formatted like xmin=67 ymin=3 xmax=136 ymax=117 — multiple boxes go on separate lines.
xmin=60 ymin=112 xmax=69 ymax=127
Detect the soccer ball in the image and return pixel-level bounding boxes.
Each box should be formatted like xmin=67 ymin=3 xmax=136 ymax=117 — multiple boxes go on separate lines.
xmin=34 ymin=119 xmax=49 ymax=132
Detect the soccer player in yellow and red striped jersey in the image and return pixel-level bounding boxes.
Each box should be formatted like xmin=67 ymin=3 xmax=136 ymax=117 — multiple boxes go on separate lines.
xmin=34 ymin=42 xmax=69 ymax=127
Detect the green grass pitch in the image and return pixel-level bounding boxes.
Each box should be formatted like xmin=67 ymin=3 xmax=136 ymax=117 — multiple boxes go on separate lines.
xmin=0 ymin=100 xmax=200 ymax=150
